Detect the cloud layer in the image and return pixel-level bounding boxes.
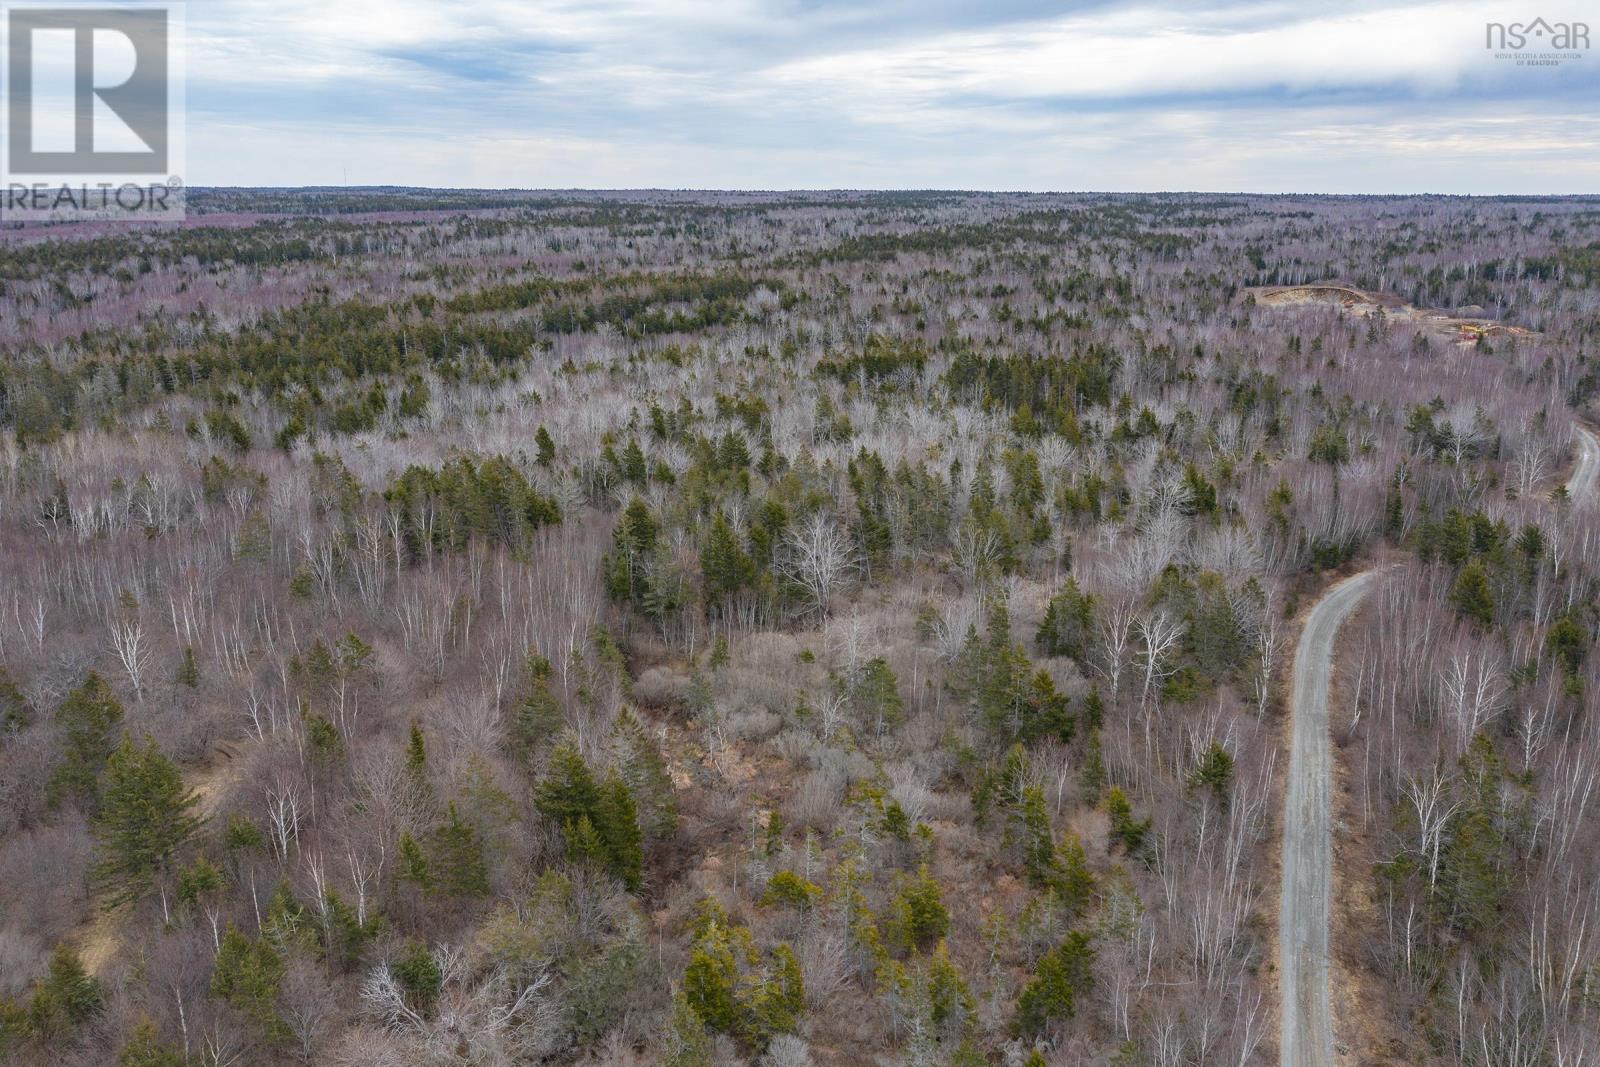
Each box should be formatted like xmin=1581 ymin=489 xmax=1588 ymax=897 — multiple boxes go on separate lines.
xmin=183 ymin=0 xmax=1600 ymax=191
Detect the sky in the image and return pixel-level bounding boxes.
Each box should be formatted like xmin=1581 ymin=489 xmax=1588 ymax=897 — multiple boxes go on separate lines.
xmin=179 ymin=0 xmax=1600 ymax=192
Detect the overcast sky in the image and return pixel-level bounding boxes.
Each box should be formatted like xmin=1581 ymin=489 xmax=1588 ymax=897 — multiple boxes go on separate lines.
xmin=183 ymin=0 xmax=1600 ymax=192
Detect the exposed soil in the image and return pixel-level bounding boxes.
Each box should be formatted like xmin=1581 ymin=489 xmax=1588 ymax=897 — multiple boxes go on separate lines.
xmin=1244 ymin=283 xmax=1540 ymax=347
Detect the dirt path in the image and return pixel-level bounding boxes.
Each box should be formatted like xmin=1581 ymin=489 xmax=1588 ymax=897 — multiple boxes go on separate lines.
xmin=1567 ymin=425 xmax=1599 ymax=503
xmin=1280 ymin=571 xmax=1375 ymax=1067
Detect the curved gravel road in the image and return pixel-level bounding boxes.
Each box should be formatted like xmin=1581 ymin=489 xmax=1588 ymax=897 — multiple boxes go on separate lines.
xmin=1569 ymin=425 xmax=1599 ymax=502
xmin=1279 ymin=424 xmax=1596 ymax=1066
xmin=1280 ymin=570 xmax=1375 ymax=1067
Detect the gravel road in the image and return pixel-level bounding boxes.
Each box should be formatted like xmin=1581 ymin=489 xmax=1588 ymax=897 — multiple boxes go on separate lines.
xmin=1568 ymin=425 xmax=1599 ymax=502
xmin=1279 ymin=428 xmax=1596 ymax=1065
xmin=1280 ymin=570 xmax=1375 ymax=1067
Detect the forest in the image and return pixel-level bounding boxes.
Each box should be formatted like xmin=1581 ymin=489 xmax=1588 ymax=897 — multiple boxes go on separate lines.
xmin=0 ymin=189 xmax=1597 ymax=1066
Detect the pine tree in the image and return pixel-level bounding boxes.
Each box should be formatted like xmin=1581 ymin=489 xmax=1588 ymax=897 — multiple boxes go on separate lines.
xmin=700 ymin=511 xmax=755 ymax=606
xmin=683 ymin=925 xmax=740 ymax=1032
xmin=889 ymin=865 xmax=951 ymax=953
xmin=404 ymin=721 xmax=428 ymax=777
xmin=1036 ymin=579 xmax=1096 ymax=663
xmin=391 ymin=940 xmax=443 ymax=1007
xmin=428 ymin=804 xmax=489 ymax=897
xmin=93 ymin=736 xmax=203 ymax=909
xmin=751 ymin=943 xmax=805 ymax=1039
xmin=925 ymin=940 xmax=975 ymax=1038
xmin=1014 ymin=786 xmax=1059 ymax=887
xmin=263 ymin=881 xmax=317 ymax=953
xmin=1015 ymin=931 xmax=1094 ymax=1036
xmin=612 ymin=708 xmax=677 ymax=837
xmin=397 ymin=831 xmax=431 ymax=891
xmin=605 ymin=498 xmax=660 ymax=607
xmin=118 ymin=1017 xmax=182 ymax=1067
xmin=174 ymin=646 xmax=200 ymax=688
xmin=318 ymin=887 xmax=376 ymax=970
xmin=47 ymin=671 xmax=124 ymax=811
xmin=211 ymin=926 xmax=285 ymax=1038
xmin=1105 ymin=787 xmax=1150 ymax=855
xmin=535 ymin=740 xmax=601 ymax=826
xmin=1056 ymin=832 xmax=1096 ymax=919
xmin=1021 ymin=668 xmax=1072 ymax=743
xmin=535 ymin=426 xmax=556 ymax=466
xmin=664 ymin=991 xmax=713 ymax=1067
xmin=511 ymin=655 xmax=563 ymax=760
xmin=175 ymin=855 xmax=224 ymax=909
xmin=0 ymin=667 xmax=33 ymax=737
xmin=24 ymin=946 xmax=102 ymax=1037
xmin=595 ymin=771 xmax=644 ymax=891
xmin=1547 ymin=611 xmax=1588 ymax=676
xmin=853 ymin=657 xmax=905 ymax=736
xmin=567 ymin=813 xmax=608 ymax=868
xmin=1189 ymin=741 xmax=1235 ymax=804
xmin=1451 ymin=560 xmax=1496 ymax=628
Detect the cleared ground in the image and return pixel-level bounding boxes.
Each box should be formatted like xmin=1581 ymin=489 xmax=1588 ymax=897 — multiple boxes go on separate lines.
xmin=1245 ymin=283 xmax=1539 ymax=346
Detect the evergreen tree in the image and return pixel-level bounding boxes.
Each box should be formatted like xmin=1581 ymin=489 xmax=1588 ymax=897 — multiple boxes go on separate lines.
xmin=612 ymin=708 xmax=678 ymax=837
xmin=535 ymin=740 xmax=601 ymax=826
xmin=428 ymin=804 xmax=490 ymax=897
xmin=211 ymin=926 xmax=285 ymax=1038
xmin=752 ymin=943 xmax=805 ymax=1039
xmin=119 ymin=1017 xmax=183 ymax=1067
xmin=1055 ymin=832 xmax=1096 ymax=919
xmin=700 ymin=511 xmax=755 ymax=606
xmin=664 ymin=991 xmax=713 ymax=1067
xmin=0 ymin=667 xmax=33 ymax=740
xmin=391 ymin=940 xmax=443 ymax=1008
xmin=594 ymin=771 xmax=644 ymax=891
xmin=683 ymin=916 xmax=741 ymax=1033
xmin=1451 ymin=560 xmax=1495 ymax=627
xmin=318 ymin=887 xmax=377 ymax=970
xmin=511 ymin=655 xmax=563 ymax=760
xmin=853 ymin=657 xmax=905 ymax=736
xmin=925 ymin=940 xmax=975 ymax=1039
xmin=1547 ymin=611 xmax=1588 ymax=677
xmin=1021 ymin=668 xmax=1073 ymax=743
xmin=605 ymin=498 xmax=660 ymax=606
xmin=93 ymin=736 xmax=204 ymax=909
xmin=1105 ymin=787 xmax=1151 ymax=855
xmin=174 ymin=646 xmax=200 ymax=688
xmin=47 ymin=671 xmax=124 ymax=811
xmin=397 ymin=831 xmax=431 ymax=891
xmin=1015 ymin=931 xmax=1094 ymax=1036
xmin=404 ymin=721 xmax=428 ymax=777
xmin=1013 ymin=785 xmax=1059 ymax=887
xmin=889 ymin=864 xmax=951 ymax=954
xmin=175 ymin=855 xmax=224 ymax=910
xmin=1189 ymin=741 xmax=1235 ymax=804
xmin=1036 ymin=578 xmax=1096 ymax=663
xmin=24 ymin=946 xmax=102 ymax=1037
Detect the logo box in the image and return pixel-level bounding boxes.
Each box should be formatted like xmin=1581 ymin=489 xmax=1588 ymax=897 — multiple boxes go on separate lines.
xmin=2 ymin=2 xmax=185 ymax=221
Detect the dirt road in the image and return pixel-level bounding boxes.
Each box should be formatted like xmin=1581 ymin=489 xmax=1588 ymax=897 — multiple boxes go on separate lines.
xmin=1568 ymin=425 xmax=1599 ymax=503
xmin=1280 ymin=570 xmax=1375 ymax=1067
